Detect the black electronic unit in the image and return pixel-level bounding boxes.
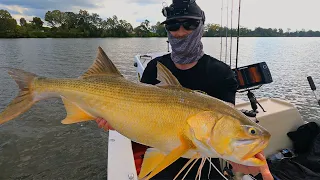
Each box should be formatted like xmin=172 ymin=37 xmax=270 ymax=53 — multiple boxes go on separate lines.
xmin=232 ymin=62 xmax=273 ymax=116
xmin=232 ymin=62 xmax=273 ymax=91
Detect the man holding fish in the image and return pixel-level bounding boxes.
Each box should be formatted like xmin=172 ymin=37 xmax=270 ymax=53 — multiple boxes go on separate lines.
xmin=96 ymin=0 xmax=274 ymax=179
xmin=0 ymin=0 xmax=273 ymax=179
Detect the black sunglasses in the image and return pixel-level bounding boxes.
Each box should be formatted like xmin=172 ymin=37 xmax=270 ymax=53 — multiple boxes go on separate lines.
xmin=165 ymin=20 xmax=200 ymax=31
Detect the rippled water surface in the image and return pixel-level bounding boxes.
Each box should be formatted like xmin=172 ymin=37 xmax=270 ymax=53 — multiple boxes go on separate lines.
xmin=0 ymin=37 xmax=320 ymax=179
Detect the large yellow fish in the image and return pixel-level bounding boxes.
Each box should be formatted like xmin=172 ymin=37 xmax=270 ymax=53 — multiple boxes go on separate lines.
xmin=0 ymin=47 xmax=270 ymax=179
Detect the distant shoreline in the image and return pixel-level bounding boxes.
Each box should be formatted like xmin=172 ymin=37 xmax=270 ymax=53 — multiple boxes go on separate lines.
xmin=1 ymin=9 xmax=320 ymax=38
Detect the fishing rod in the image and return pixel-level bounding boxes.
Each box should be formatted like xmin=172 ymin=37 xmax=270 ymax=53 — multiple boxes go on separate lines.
xmin=307 ymin=76 xmax=320 ymax=106
xmin=235 ymin=0 xmax=242 ymax=69
xmin=220 ymin=0 xmax=223 ymax=61
xmin=225 ymin=0 xmax=229 ymax=64
xmin=229 ymin=0 xmax=234 ymax=67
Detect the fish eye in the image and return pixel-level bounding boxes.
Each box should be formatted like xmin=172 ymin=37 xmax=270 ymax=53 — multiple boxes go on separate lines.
xmin=241 ymin=125 xmax=260 ymax=136
xmin=249 ymin=127 xmax=256 ymax=135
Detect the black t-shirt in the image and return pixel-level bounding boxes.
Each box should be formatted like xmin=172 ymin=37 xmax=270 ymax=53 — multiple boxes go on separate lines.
xmin=141 ymin=53 xmax=238 ymax=104
xmin=139 ymin=53 xmax=238 ymax=179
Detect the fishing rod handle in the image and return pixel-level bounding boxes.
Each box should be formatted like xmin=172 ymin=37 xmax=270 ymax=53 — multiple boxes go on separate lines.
xmin=307 ymin=76 xmax=316 ymax=91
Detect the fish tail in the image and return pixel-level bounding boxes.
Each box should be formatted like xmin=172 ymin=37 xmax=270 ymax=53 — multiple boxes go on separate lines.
xmin=0 ymin=68 xmax=38 ymax=124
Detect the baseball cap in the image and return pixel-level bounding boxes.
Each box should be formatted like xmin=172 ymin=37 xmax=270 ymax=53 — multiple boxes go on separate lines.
xmin=161 ymin=0 xmax=205 ymax=24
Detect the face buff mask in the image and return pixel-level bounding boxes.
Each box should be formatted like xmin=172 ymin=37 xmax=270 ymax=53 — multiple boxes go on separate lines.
xmin=167 ymin=22 xmax=204 ymax=64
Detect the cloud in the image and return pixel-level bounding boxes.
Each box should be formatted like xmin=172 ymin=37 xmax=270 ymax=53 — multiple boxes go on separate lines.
xmin=124 ymin=0 xmax=162 ymax=6
xmin=0 ymin=0 xmax=102 ymax=25
xmin=0 ymin=4 xmax=28 ymax=14
xmin=0 ymin=0 xmax=100 ymax=10
xmin=11 ymin=14 xmax=34 ymax=22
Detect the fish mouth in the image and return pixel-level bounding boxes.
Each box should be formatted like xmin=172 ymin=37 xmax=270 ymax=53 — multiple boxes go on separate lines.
xmin=241 ymin=138 xmax=269 ymax=162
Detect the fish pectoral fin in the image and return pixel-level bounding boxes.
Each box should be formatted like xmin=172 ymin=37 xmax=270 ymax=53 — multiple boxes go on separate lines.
xmin=80 ymin=47 xmax=123 ymax=78
xmin=138 ymin=148 xmax=166 ymax=179
xmin=61 ymin=97 xmax=95 ymax=124
xmin=187 ymin=111 xmax=220 ymax=141
xmin=140 ymin=135 xmax=194 ymax=180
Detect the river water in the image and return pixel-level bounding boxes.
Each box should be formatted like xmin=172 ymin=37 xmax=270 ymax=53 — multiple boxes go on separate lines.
xmin=0 ymin=37 xmax=320 ymax=179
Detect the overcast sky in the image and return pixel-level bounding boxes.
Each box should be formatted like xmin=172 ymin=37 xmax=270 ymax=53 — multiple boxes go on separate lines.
xmin=0 ymin=0 xmax=318 ymax=31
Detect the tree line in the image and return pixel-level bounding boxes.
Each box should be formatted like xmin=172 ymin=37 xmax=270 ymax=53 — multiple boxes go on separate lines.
xmin=1 ymin=9 xmax=320 ymax=38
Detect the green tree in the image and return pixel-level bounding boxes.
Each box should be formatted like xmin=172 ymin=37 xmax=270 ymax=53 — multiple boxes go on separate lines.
xmin=0 ymin=10 xmax=17 ymax=32
xmin=141 ymin=20 xmax=150 ymax=30
xmin=134 ymin=20 xmax=153 ymax=37
xmin=151 ymin=22 xmax=166 ymax=37
xmin=30 ymin=17 xmax=44 ymax=29
xmin=117 ymin=19 xmax=133 ymax=37
xmin=105 ymin=15 xmax=119 ymax=36
xmin=3 ymin=8 xmax=320 ymax=38
xmin=45 ymin=10 xmax=65 ymax=27
xmin=278 ymin=28 xmax=284 ymax=36
xmin=62 ymin=12 xmax=79 ymax=29
xmin=20 ymin=17 xmax=27 ymax=26
xmin=204 ymin=23 xmax=220 ymax=37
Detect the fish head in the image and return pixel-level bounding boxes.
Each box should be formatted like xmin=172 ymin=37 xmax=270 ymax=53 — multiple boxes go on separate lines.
xmin=208 ymin=115 xmax=271 ymax=166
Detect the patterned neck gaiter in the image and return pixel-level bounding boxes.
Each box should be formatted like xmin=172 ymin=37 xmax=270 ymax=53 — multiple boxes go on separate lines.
xmin=167 ymin=22 xmax=204 ymax=64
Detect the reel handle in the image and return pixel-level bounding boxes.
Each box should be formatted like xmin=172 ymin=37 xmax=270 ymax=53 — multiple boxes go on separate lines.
xmin=307 ymin=76 xmax=320 ymax=106
xmin=307 ymin=76 xmax=316 ymax=91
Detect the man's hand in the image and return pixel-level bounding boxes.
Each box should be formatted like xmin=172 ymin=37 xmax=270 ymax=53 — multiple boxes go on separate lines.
xmin=229 ymin=152 xmax=273 ymax=180
xmin=255 ymin=153 xmax=273 ymax=180
xmin=95 ymin=117 xmax=115 ymax=131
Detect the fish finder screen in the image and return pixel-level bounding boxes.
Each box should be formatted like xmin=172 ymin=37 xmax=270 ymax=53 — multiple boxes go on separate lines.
xmin=232 ymin=62 xmax=273 ymax=90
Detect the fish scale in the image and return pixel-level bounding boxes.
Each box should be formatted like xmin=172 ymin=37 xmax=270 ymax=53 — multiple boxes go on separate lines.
xmin=30 ymin=76 xmax=212 ymax=147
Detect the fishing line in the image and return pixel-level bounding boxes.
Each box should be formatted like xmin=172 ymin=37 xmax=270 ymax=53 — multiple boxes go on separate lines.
xmin=196 ymin=158 xmax=206 ymax=179
xmin=181 ymin=158 xmax=200 ymax=180
xmin=206 ymin=157 xmax=229 ymax=180
xmin=173 ymin=153 xmax=200 ymax=180
xmin=207 ymin=157 xmax=212 ymax=179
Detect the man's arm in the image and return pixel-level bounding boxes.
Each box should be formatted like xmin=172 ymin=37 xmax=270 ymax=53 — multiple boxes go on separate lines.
xmin=216 ymin=67 xmax=238 ymax=105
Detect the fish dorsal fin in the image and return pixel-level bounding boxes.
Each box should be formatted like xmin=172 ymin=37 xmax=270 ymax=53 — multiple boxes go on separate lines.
xmin=81 ymin=46 xmax=123 ymax=78
xmin=155 ymin=62 xmax=196 ymax=93
xmin=61 ymin=97 xmax=95 ymax=124
xmin=138 ymin=148 xmax=166 ymax=179
xmin=156 ymin=62 xmax=182 ymax=87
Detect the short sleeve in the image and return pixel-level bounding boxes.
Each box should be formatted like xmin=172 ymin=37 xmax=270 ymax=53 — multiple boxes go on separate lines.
xmin=140 ymin=58 xmax=160 ymax=85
